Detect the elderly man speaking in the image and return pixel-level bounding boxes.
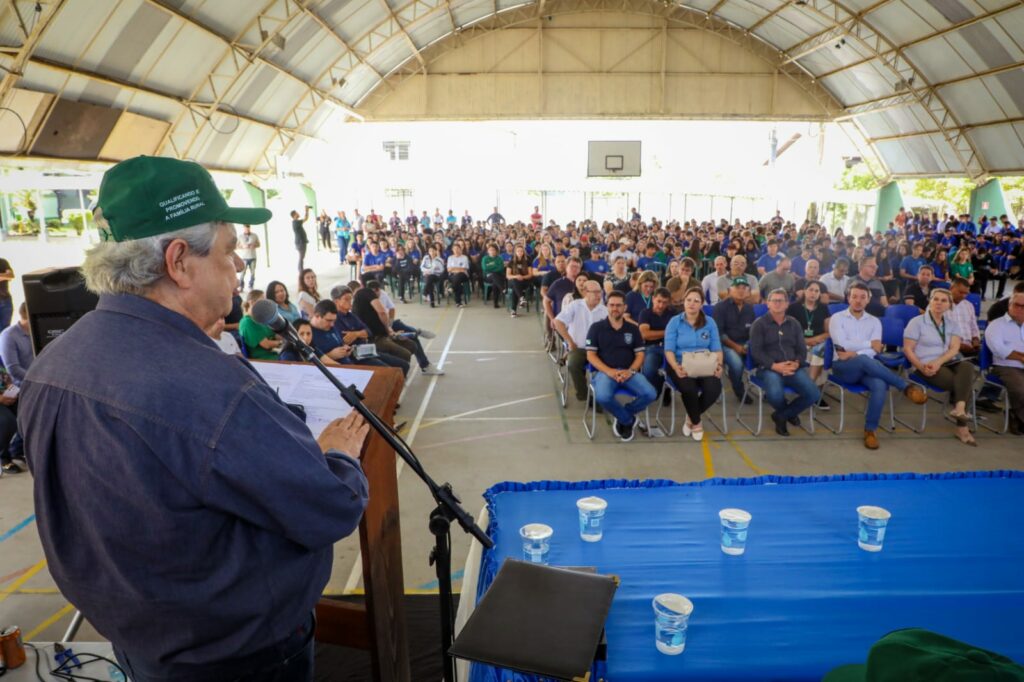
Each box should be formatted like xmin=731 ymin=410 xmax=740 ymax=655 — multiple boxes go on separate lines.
xmin=18 ymin=157 xmax=370 ymax=682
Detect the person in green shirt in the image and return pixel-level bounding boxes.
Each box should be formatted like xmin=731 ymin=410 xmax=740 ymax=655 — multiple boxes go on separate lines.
xmin=948 ymin=247 xmax=974 ymax=287
xmin=482 ymin=244 xmax=507 ymax=309
xmin=238 ymin=289 xmax=282 ymax=360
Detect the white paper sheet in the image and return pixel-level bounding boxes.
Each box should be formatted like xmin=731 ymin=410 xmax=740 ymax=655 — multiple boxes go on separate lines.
xmin=252 ymin=362 xmax=375 ymax=439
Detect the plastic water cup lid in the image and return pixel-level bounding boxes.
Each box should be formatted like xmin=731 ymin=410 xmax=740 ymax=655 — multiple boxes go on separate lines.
xmin=857 ymin=505 xmax=891 ymax=520
xmin=520 ymin=523 xmax=553 ymax=540
xmin=576 ymin=496 xmax=608 ymax=512
xmin=653 ymin=593 xmax=694 ymax=617
xmin=719 ymin=508 xmax=752 ymax=523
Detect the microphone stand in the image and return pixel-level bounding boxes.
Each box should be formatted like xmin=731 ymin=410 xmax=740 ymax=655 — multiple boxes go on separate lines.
xmin=286 ymin=329 xmax=492 ymax=682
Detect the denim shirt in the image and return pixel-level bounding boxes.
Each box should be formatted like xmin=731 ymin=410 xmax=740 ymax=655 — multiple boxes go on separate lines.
xmin=18 ymin=294 xmax=369 ymax=668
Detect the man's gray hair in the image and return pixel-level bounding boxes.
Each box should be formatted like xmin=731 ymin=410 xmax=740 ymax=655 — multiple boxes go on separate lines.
xmin=83 ymin=213 xmax=222 ymax=296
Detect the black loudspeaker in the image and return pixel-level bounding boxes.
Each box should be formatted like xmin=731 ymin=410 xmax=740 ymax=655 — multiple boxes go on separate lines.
xmin=22 ymin=267 xmax=99 ymax=356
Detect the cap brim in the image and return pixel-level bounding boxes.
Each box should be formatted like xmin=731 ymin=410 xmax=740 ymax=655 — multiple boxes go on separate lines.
xmin=221 ymin=206 xmax=273 ymax=225
xmin=822 ymin=663 xmax=867 ymax=682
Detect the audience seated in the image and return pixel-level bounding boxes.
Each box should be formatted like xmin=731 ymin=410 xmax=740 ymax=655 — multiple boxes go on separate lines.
xmin=266 ymin=280 xmax=301 ymax=323
xmin=664 ymin=287 xmax=724 ymax=441
xmin=903 ymin=288 xmax=978 ymax=446
xmin=903 ymin=265 xmax=935 ymax=311
xmin=829 ymin=283 xmax=927 ymax=449
xmin=239 ymin=289 xmax=283 ymax=360
xmin=713 ymin=278 xmax=756 ymax=403
xmin=208 ymin=317 xmax=241 ymax=355
xmin=985 ymin=289 xmax=1024 ymax=434
xmin=0 ymin=303 xmax=33 ymax=385
xmin=585 ymin=290 xmax=657 ymax=442
xmin=787 ymin=281 xmax=830 ymax=398
xmin=554 ymin=280 xmax=608 ymax=402
xmin=749 ymin=288 xmax=820 ymax=436
xmin=638 ymin=287 xmax=673 ymax=398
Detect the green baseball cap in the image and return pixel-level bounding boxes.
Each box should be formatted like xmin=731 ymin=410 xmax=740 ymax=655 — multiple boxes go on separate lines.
xmin=824 ymin=629 xmax=1024 ymax=682
xmin=96 ymin=156 xmax=272 ymax=242
xmin=730 ymin=276 xmax=751 ymax=287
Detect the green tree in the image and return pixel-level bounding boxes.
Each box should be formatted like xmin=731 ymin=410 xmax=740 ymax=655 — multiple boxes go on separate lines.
xmin=897 ymin=178 xmax=974 ymax=214
xmin=998 ymin=176 xmax=1024 ymax=218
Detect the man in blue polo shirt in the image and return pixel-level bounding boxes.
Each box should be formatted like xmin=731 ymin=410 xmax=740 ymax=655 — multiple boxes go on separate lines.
xmin=19 ymin=157 xmax=369 ymax=682
xmin=899 ymin=242 xmax=927 ymax=284
xmin=756 ymin=239 xmax=783 ymax=276
xmin=330 ymin=285 xmax=410 ymax=375
xmin=583 ymin=248 xmax=610 ymax=279
xmin=585 ymin=290 xmax=657 ymax=441
xmin=360 ymin=241 xmax=388 ymax=284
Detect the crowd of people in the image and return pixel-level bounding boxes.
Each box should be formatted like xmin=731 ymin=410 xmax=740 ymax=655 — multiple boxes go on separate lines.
xmin=259 ymin=203 xmax=1023 ymax=448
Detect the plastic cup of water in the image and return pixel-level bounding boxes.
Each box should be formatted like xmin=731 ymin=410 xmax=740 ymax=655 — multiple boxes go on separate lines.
xmin=652 ymin=593 xmax=693 ymax=655
xmin=719 ymin=508 xmax=752 ymax=555
xmin=520 ymin=523 xmax=553 ymax=564
xmin=576 ymin=496 xmax=608 ymax=542
xmin=857 ymin=506 xmax=891 ymax=552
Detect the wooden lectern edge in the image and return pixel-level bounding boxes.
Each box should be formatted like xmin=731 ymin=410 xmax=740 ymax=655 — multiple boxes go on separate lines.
xmin=252 ymin=360 xmax=410 ymax=680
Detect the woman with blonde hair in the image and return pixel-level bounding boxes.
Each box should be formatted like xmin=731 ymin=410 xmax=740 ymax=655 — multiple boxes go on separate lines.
xmin=625 ymin=270 xmax=659 ymax=325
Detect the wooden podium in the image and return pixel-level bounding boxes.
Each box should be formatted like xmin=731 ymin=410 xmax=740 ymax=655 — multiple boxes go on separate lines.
xmin=311 ymin=364 xmax=412 ymax=681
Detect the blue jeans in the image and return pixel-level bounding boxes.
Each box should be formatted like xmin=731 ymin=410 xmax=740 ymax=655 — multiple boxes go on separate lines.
xmin=758 ymin=368 xmax=820 ymax=421
xmin=0 ymin=297 xmax=12 ymax=329
xmin=592 ymin=371 xmax=657 ymax=427
xmin=642 ymin=346 xmax=665 ymax=394
xmin=336 ymin=236 xmax=349 ymax=263
xmin=831 ymin=355 xmax=907 ymax=431
xmin=722 ymin=345 xmax=747 ymax=397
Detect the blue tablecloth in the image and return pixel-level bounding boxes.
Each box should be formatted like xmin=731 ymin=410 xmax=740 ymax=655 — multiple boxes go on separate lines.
xmin=470 ymin=471 xmax=1024 ymax=681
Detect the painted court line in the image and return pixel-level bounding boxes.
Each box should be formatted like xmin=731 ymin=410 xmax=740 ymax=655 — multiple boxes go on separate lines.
xmin=416 ymin=393 xmax=552 ymax=431
xmin=416 ymin=426 xmax=556 ymax=450
xmin=0 ymin=559 xmax=47 ymax=604
xmin=0 ymin=514 xmax=36 ymax=543
xmin=24 ymin=603 xmax=75 ymax=642
xmin=723 ymin=433 xmax=770 ymax=475
xmin=343 ymin=308 xmax=464 ymax=596
xmin=701 ymin=437 xmax=715 ymax=478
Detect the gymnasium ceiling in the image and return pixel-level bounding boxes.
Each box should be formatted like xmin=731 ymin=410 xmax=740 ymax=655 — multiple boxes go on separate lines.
xmin=0 ymin=0 xmax=1022 ymax=179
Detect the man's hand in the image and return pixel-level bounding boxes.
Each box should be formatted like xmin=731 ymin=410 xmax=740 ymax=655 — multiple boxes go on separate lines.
xmin=836 ymin=350 xmax=857 ymax=361
xmin=337 ymin=345 xmax=353 ymax=358
xmin=771 ymin=361 xmax=797 ymax=376
xmin=342 ymin=331 xmax=364 ymax=344
xmin=317 ymin=412 xmax=370 ymax=457
xmin=0 ymin=395 xmax=16 ymax=407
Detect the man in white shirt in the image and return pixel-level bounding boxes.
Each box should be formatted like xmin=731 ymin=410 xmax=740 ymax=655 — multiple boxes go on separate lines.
xmin=607 ymin=239 xmax=636 ymax=268
xmin=554 ymin=281 xmax=608 ymax=402
xmin=985 ymin=290 xmax=1024 ymax=434
xmin=948 ymin=278 xmax=980 ymax=355
xmin=236 ymin=224 xmax=261 ymax=290
xmin=819 ymin=257 xmax=852 ymax=304
xmin=702 ymin=256 xmax=729 ymax=305
xmin=716 ymin=255 xmax=760 ymax=303
xmin=828 ymin=283 xmax=926 ymax=450
xmin=208 ymin=318 xmax=241 ymax=355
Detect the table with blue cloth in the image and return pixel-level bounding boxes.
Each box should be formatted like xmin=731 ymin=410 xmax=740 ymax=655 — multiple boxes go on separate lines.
xmin=466 ymin=471 xmax=1024 ymax=681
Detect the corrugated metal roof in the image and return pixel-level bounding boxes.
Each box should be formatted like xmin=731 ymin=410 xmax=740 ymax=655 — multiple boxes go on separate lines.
xmin=1 ymin=0 xmax=1022 ymax=174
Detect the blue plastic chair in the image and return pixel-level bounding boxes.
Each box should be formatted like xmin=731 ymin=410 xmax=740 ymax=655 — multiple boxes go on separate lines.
xmin=753 ymin=303 xmax=768 ymax=318
xmin=978 ymin=342 xmax=1009 ymax=434
xmin=966 ymin=293 xmax=982 ymax=317
xmin=654 ymin=354 xmax=728 ymax=436
xmin=582 ymin=363 xmax=654 ymax=440
xmin=703 ymin=304 xmax=715 ymax=317
xmin=734 ymin=351 xmax=815 ymax=436
xmin=814 ymin=340 xmax=897 ymax=434
xmin=876 ymin=316 xmax=908 ymax=370
xmin=884 ymin=304 xmax=920 ymax=327
xmin=827 ymin=303 xmax=849 ymax=315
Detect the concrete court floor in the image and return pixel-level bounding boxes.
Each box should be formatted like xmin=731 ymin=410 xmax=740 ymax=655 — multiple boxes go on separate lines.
xmin=1 ymin=246 xmax=1022 ymax=645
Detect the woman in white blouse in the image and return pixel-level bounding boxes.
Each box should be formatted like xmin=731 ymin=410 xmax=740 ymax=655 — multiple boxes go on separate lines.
xmin=903 ymin=287 xmax=978 ymax=446
xmin=296 ymin=268 xmax=321 ymax=319
xmin=420 ymin=244 xmax=446 ymax=308
xmin=446 ymin=243 xmax=471 ymax=308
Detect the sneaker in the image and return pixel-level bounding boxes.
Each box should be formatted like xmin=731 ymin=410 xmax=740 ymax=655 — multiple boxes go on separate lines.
xmin=421 ymin=366 xmax=445 ymax=376
xmin=614 ymin=419 xmax=636 ymax=442
xmin=817 ymin=396 xmax=830 ymax=410
xmin=511 ymin=310 xmax=518 ymax=318
xmin=457 ymin=303 xmax=466 ymax=308
xmin=690 ymin=426 xmax=704 ymax=442
xmin=400 ymin=298 xmax=408 ymax=304
xmin=418 ymin=328 xmax=436 ymax=339
xmin=2 ymin=462 xmax=24 ymax=474
xmin=518 ymin=297 xmax=527 ymax=309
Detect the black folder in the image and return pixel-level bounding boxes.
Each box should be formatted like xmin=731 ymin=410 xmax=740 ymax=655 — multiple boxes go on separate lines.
xmin=450 ymin=559 xmax=618 ymax=681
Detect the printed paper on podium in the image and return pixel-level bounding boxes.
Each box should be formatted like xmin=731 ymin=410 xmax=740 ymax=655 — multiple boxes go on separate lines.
xmin=252 ymin=362 xmax=374 ymax=439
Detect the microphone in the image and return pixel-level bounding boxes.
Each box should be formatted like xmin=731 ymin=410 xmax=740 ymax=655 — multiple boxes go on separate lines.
xmin=252 ymin=298 xmax=290 ymax=335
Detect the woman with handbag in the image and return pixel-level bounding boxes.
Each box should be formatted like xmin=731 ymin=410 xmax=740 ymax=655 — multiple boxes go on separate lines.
xmin=663 ymin=287 xmax=724 ymax=441
xmin=903 ymin=287 xmax=979 ymax=446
